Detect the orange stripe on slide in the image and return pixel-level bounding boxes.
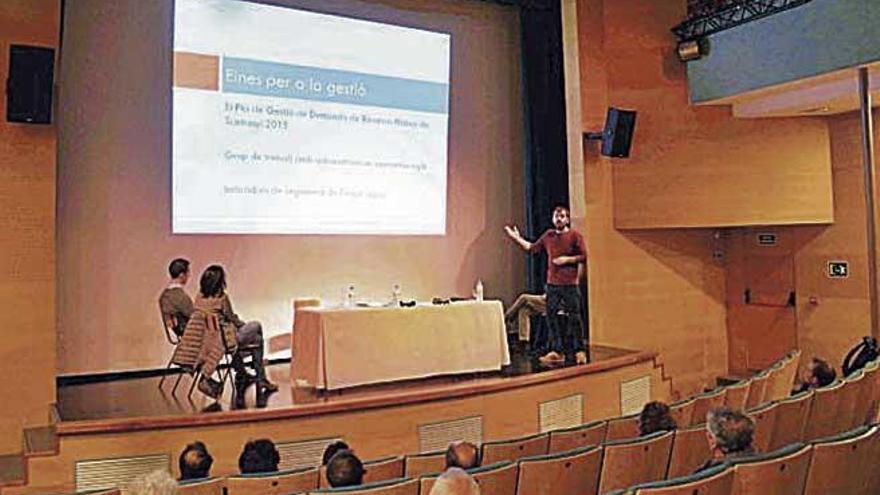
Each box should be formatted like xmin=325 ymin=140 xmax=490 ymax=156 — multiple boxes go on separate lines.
xmin=173 ymin=51 xmax=219 ymax=91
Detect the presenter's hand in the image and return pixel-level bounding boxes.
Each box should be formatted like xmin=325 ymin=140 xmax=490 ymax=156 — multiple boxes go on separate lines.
xmin=552 ymin=256 xmax=577 ymax=266
xmin=504 ymin=225 xmax=521 ymax=241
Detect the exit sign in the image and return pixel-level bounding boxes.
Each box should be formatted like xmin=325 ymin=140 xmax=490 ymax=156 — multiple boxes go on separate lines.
xmin=828 ymin=261 xmax=849 ymax=279
xmin=757 ymin=233 xmax=777 ymax=246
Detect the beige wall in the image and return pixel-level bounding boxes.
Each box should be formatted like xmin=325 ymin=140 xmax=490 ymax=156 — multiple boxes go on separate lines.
xmin=0 ymin=0 xmax=58 ymax=453
xmin=57 ymin=0 xmax=526 ymax=374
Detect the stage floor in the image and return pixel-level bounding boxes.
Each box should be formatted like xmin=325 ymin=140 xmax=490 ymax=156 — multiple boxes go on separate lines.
xmin=56 ymin=344 xmax=640 ymax=427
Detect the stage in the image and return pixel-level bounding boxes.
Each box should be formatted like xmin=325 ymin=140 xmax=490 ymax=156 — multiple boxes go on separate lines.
xmin=4 ymin=344 xmax=669 ymax=495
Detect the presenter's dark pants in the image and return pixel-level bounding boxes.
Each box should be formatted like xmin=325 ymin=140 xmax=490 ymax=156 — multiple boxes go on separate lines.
xmin=545 ymin=284 xmax=586 ymax=356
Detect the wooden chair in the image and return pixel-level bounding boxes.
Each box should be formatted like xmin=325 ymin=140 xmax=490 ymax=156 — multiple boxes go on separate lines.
xmin=158 ymin=312 xmax=193 ymax=395
xmin=745 ymin=402 xmax=778 ymax=453
xmin=767 ymin=391 xmax=813 ymax=451
xmin=630 ymin=464 xmax=734 ymax=495
xmin=403 ymin=450 xmax=445 ymax=478
xmin=667 ymin=424 xmax=711 ymax=479
xmin=744 ymin=372 xmax=769 ymax=411
xmin=691 ymin=389 xmax=726 ymax=427
xmin=363 ymin=457 xmax=405 ymax=485
xmin=516 ymin=445 xmax=602 ymax=495
xmin=802 ymin=425 xmax=875 ymax=495
xmin=729 ymin=443 xmax=812 ymax=495
xmin=227 ymin=467 xmax=320 ymax=495
xmin=308 ymin=478 xmax=417 ymax=495
xmin=605 ymin=413 xmax=641 ymax=441
xmin=668 ymin=399 xmax=696 ymax=429
xmin=723 ymin=381 xmax=751 ymax=412
xmin=837 ymin=371 xmax=866 ymax=430
xmin=597 ymin=430 xmax=674 ymax=494
xmin=764 ymin=351 xmax=800 ymax=402
xmin=548 ymin=420 xmax=607 ymax=453
xmin=177 ymin=477 xmax=225 ymax=495
xmin=469 ymin=461 xmax=518 ymax=495
xmin=481 ymin=432 xmax=548 ymax=465
xmin=804 ymin=380 xmax=845 ymax=441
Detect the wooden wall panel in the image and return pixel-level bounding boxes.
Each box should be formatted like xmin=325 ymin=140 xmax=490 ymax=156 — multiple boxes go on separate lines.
xmin=0 ymin=0 xmax=58 ymax=453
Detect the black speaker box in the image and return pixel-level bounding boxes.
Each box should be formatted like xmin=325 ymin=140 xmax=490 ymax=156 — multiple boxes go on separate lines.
xmin=6 ymin=45 xmax=55 ymax=124
xmin=601 ymin=107 xmax=637 ymax=158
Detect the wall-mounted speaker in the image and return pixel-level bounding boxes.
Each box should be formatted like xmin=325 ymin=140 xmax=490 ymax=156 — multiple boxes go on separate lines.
xmin=6 ymin=45 xmax=55 ymax=124
xmin=600 ymin=107 xmax=637 ymax=158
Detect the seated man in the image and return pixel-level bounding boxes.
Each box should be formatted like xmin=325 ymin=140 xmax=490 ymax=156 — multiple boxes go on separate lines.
xmin=429 ymin=468 xmax=481 ymax=495
xmin=504 ymin=293 xmax=546 ymax=343
xmin=793 ymin=357 xmax=837 ymax=394
xmin=178 ymin=441 xmax=213 ymax=481
xmin=326 ymin=449 xmax=364 ymax=488
xmin=445 ymin=441 xmax=480 ymax=470
xmin=322 ymin=440 xmax=350 ymax=466
xmin=697 ymin=407 xmax=755 ymax=472
xmin=239 ymin=439 xmax=280 ymax=474
xmin=159 ymin=258 xmax=194 ymax=337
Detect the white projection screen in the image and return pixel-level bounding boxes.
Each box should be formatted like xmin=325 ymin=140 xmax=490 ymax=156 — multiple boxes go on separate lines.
xmin=173 ymin=0 xmax=451 ymax=234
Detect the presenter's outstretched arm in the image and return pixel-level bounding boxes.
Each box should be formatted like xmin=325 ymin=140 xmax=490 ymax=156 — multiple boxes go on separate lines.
xmin=504 ymin=225 xmax=532 ymax=251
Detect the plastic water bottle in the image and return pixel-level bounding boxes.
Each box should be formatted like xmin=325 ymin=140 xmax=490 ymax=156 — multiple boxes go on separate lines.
xmin=391 ymin=283 xmax=402 ymax=305
xmin=345 ymin=284 xmax=355 ymax=307
xmin=475 ymin=279 xmax=484 ymax=302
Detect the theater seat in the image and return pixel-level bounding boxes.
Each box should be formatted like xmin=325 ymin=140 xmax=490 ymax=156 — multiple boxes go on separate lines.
xmin=227 ymin=467 xmax=320 ymax=495
xmin=729 ymin=443 xmax=812 ymax=495
xmin=722 ymin=380 xmax=751 ymax=412
xmin=548 ymin=420 xmax=607 ymax=453
xmin=468 ymin=461 xmax=519 ymax=495
xmin=691 ymin=389 xmax=726 ymax=428
xmin=667 ymin=424 xmax=711 ymax=479
xmin=630 ymin=463 xmax=734 ymax=495
xmin=802 ymin=425 xmax=876 ymax=495
xmin=605 ymin=413 xmax=640 ymax=441
xmin=837 ymin=371 xmax=866 ymax=431
xmin=744 ymin=372 xmax=769 ymax=411
xmin=309 ymin=477 xmax=418 ymax=495
xmin=745 ymin=402 xmax=778 ymax=453
xmin=177 ymin=477 xmax=224 ymax=495
xmin=403 ymin=450 xmax=445 ymax=478
xmin=598 ymin=430 xmax=674 ymax=494
xmin=767 ymin=391 xmax=813 ymax=451
xmin=804 ymin=380 xmax=845 ymax=441
xmin=668 ymin=398 xmax=696 ymax=428
xmin=481 ymin=433 xmax=548 ymax=465
xmin=516 ymin=445 xmax=602 ymax=495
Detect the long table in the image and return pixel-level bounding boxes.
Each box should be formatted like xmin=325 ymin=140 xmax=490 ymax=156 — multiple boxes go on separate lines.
xmin=292 ymin=301 xmax=510 ymax=390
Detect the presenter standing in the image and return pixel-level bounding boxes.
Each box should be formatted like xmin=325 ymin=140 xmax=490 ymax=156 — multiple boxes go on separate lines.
xmin=504 ymin=205 xmax=588 ymax=365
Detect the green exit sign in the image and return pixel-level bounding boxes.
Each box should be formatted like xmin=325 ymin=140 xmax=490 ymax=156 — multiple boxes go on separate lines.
xmin=828 ymin=261 xmax=849 ymax=279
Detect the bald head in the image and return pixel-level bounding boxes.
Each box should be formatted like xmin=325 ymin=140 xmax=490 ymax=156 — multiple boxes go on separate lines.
xmin=445 ymin=441 xmax=480 ymax=470
xmin=430 ymin=468 xmax=480 ymax=495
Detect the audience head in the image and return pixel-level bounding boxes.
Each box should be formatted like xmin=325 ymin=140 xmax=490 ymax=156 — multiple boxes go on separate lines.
xmin=322 ymin=440 xmax=350 ymax=466
xmin=445 ymin=441 xmax=480 ymax=470
xmin=178 ymin=441 xmax=213 ymax=481
xmin=238 ymin=439 xmax=280 ymax=474
xmin=706 ymin=407 xmax=754 ymax=457
xmin=429 ymin=468 xmax=480 ymax=495
xmin=804 ymin=358 xmax=836 ymax=388
xmin=168 ymin=258 xmax=190 ymax=282
xmin=122 ymin=469 xmax=177 ymax=495
xmin=638 ymin=401 xmax=677 ymax=436
xmin=326 ymin=449 xmax=364 ymax=488
xmin=199 ymin=265 xmax=227 ymax=298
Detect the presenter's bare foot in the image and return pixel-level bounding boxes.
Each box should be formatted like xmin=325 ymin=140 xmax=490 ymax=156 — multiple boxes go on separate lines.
xmin=538 ymin=351 xmax=564 ymax=365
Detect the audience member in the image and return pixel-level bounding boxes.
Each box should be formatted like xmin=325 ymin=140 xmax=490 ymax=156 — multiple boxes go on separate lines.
xmin=638 ymin=401 xmax=677 ymax=436
xmin=697 ymin=407 xmax=755 ymax=472
xmin=159 ymin=258 xmax=194 ymax=337
xmin=326 ymin=449 xmax=364 ymax=488
xmin=122 ymin=470 xmax=177 ymax=495
xmin=429 ymin=468 xmax=481 ymax=495
xmin=793 ymin=358 xmax=837 ymax=394
xmin=322 ymin=440 xmax=350 ymax=466
xmin=239 ymin=439 xmax=280 ymax=474
xmin=445 ymin=441 xmax=480 ymax=470
xmin=178 ymin=441 xmax=213 ymax=481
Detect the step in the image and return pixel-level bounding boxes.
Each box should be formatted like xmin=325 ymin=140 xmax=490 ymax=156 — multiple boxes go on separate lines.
xmin=0 ymin=454 xmax=24 ymax=488
xmin=23 ymin=428 xmax=57 ymax=458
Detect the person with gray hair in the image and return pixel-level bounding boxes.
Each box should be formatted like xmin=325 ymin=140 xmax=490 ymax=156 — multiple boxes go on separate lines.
xmin=122 ymin=470 xmax=177 ymax=495
xmin=429 ymin=468 xmax=480 ymax=495
xmin=696 ymin=406 xmax=756 ymax=473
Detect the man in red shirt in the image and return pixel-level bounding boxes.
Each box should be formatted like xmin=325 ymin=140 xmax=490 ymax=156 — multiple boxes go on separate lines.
xmin=505 ymin=205 xmax=587 ymax=365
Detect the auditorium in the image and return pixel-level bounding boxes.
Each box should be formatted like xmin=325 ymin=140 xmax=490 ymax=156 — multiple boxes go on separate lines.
xmin=2 ymin=0 xmax=880 ymax=494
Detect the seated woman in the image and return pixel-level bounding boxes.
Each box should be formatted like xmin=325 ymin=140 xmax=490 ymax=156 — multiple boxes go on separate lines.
xmin=638 ymin=401 xmax=677 ymax=436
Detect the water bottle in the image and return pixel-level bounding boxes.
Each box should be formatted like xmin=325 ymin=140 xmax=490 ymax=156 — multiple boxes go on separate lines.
xmin=345 ymin=284 xmax=355 ymax=307
xmin=475 ymin=279 xmax=484 ymax=302
xmin=391 ymin=283 xmax=402 ymax=305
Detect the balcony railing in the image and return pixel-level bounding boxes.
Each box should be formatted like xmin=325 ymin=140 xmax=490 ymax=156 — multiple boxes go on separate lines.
xmin=672 ymin=0 xmax=813 ymax=41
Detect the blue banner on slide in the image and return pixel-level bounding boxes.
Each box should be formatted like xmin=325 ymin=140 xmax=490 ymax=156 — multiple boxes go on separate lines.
xmin=221 ymin=56 xmax=449 ymax=114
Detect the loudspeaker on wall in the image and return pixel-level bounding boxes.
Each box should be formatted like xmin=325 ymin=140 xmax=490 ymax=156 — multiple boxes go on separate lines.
xmin=601 ymin=107 xmax=637 ymax=158
xmin=6 ymin=45 xmax=55 ymax=124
